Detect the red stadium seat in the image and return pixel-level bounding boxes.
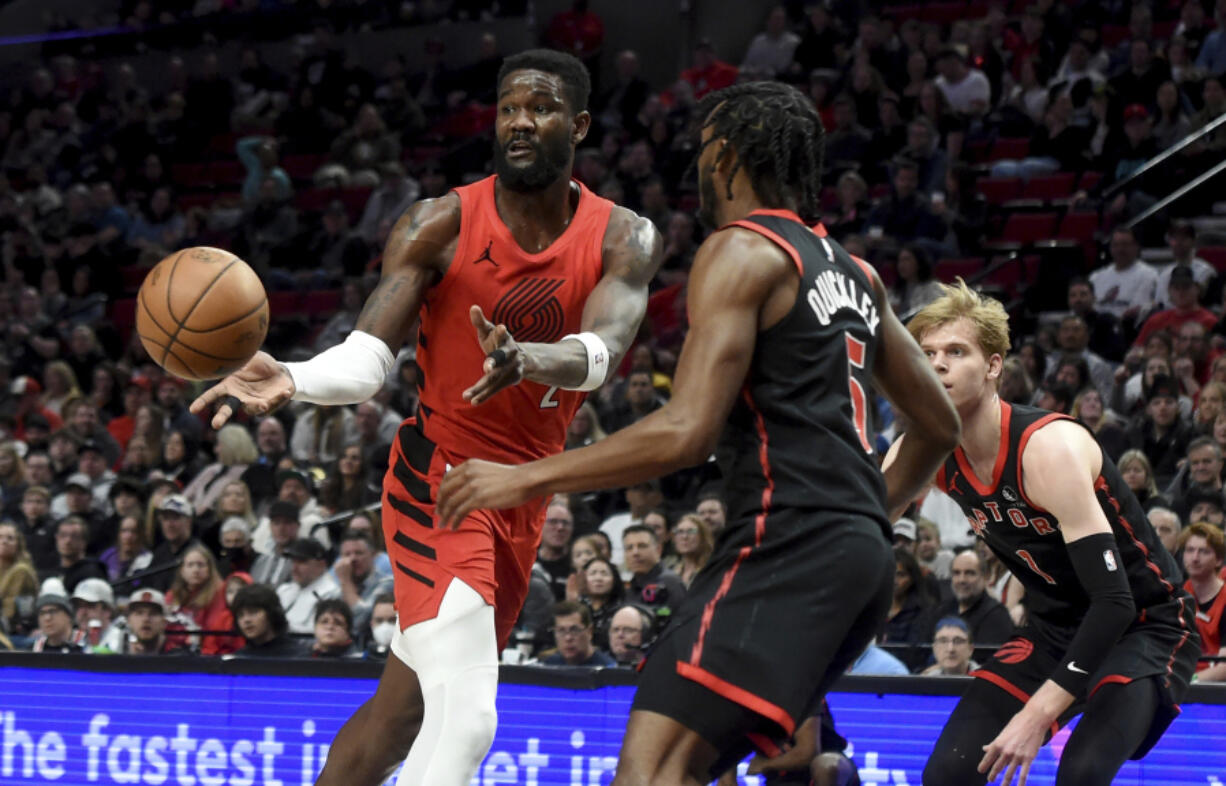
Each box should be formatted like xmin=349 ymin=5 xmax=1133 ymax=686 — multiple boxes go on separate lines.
xmin=1000 ymin=212 xmax=1058 ymax=244
xmin=209 ymin=160 xmax=244 ymax=186
xmin=120 ymin=266 xmax=152 ymax=294
xmin=977 ymin=177 xmax=1022 ymax=204
xmin=1078 ymin=171 xmax=1102 ymax=193
xmin=1200 ymin=246 xmax=1226 ymax=273
xmin=934 ymin=257 xmax=985 ymax=283
xmin=178 ymin=192 xmax=217 ymax=210
xmin=294 ymin=187 xmax=335 ymax=213
xmin=989 ymin=137 xmax=1030 ymax=161
xmin=983 ymin=255 xmax=1039 ymax=297
xmin=339 ymin=187 xmax=373 ymax=223
xmin=1056 ymin=212 xmax=1099 ymax=246
xmin=302 ymin=289 xmax=341 ymax=316
xmin=1101 ymin=25 xmax=1129 ymax=47
xmin=921 ymin=2 xmax=966 ymax=24
xmin=1021 ymin=172 xmax=1077 ymax=201
xmin=269 ymin=291 xmax=303 ymax=318
xmin=282 ymin=154 xmax=327 ymax=181
xmin=171 ymin=163 xmax=211 ymax=188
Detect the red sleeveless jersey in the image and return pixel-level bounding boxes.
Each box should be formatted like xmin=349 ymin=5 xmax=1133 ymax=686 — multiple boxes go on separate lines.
xmin=415 ymin=175 xmax=614 ymax=463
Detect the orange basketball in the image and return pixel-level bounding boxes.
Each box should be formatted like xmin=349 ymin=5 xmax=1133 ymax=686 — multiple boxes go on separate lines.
xmin=136 ymin=247 xmax=269 ymax=381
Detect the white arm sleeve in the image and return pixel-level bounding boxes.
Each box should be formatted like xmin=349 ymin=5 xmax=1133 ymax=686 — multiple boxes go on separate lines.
xmin=281 ymin=330 xmax=395 ymax=405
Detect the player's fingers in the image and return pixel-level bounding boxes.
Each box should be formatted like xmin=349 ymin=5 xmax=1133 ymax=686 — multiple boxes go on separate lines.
xmin=189 ymin=381 xmax=229 ymax=414
xmin=210 ymin=401 xmax=234 ymax=430
xmin=1018 ymin=761 xmax=1032 ymax=786
xmin=1000 ymin=761 xmax=1017 ymax=786
xmin=978 ymin=745 xmax=999 ymax=776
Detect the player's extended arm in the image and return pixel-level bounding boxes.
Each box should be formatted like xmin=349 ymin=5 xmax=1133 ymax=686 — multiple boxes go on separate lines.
xmin=462 ymin=208 xmax=662 ymax=405
xmin=870 ymin=273 xmax=961 ymax=520
xmin=980 ymin=421 xmax=1135 ymax=785
xmin=437 ymin=228 xmax=779 ymax=523
xmin=190 ymin=196 xmax=458 ymax=427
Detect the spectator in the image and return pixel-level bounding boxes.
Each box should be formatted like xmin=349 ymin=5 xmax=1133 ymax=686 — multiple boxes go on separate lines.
xmin=146 ymin=494 xmax=199 ymax=592
xmin=536 ymin=501 xmax=574 ymax=601
xmin=1119 ymin=449 xmax=1172 ymax=513
xmin=166 ymin=543 xmax=238 ymax=655
xmin=1068 ymin=277 xmax=1126 ymax=364
xmin=741 ymin=6 xmax=800 ymax=78
xmin=333 ymin=530 xmax=393 ymax=633
xmin=1110 ymin=40 xmax=1170 ymax=118
xmin=99 ymin=513 xmax=151 ymax=584
xmin=276 ymin=537 xmax=341 ymax=635
xmin=599 ymin=479 xmax=663 ymax=567
xmin=1090 ymin=227 xmax=1159 ymax=325
xmin=791 ymin=4 xmax=841 ymax=75
xmin=624 ymin=524 xmax=686 ymax=614
xmin=607 ymin=604 xmax=651 ymax=667
xmin=155 ymin=378 xmax=202 ymax=445
xmin=158 ymin=429 xmax=203 ymax=487
xmin=695 ymin=490 xmax=727 ymax=536
xmin=919 ymin=617 xmax=979 ymax=676
xmin=884 ymin=546 xmax=937 ymax=668
xmin=545 ymin=0 xmax=606 ymax=61
xmin=235 ymin=176 xmax=299 ymax=276
xmin=291 ymin=405 xmax=356 ymax=467
xmin=255 ymin=468 xmax=326 ymax=549
xmin=1156 ymin=220 xmax=1217 ymax=310
xmin=182 ymin=424 xmax=258 ymax=515
xmin=540 ymin=600 xmax=615 ymax=667
xmin=218 ymin=517 xmax=256 ymax=577
xmin=318 ymin=444 xmax=379 ymax=517
xmin=53 ymin=515 xmax=106 ymax=593
xmin=824 ymin=170 xmax=870 ymax=242
xmin=1152 ymin=81 xmax=1193 ymax=151
xmin=122 ymin=588 xmax=192 ymax=655
xmin=363 ymin=592 xmax=397 ymax=660
xmin=578 ymin=556 xmax=623 ymax=645
xmin=680 ymin=40 xmax=738 ymax=100
xmin=1148 ymin=507 xmax=1181 ymax=556
xmin=665 ymin=512 xmax=712 ymax=588
xmin=316 ymin=104 xmax=400 ymax=188
xmin=1071 ymin=389 xmax=1129 ymax=460
xmin=822 ymin=95 xmax=872 ymax=177
xmin=125 ymin=187 xmax=185 ymax=255
xmin=1045 ymin=315 xmax=1115 ymax=401
xmin=250 ymin=500 xmax=302 ymax=587
xmin=1185 ymin=486 xmax=1226 ymax=528
xmin=933 ymin=47 xmax=991 ymax=116
xmin=17 ymin=485 xmax=56 ymax=573
xmin=235 ymin=136 xmax=291 ymax=206
xmin=1126 ymin=375 xmax=1196 ymax=488
xmin=922 ymin=550 xmax=1014 ymax=646
xmin=565 ymin=401 xmax=608 ymax=450
xmin=309 ymin=598 xmax=360 ymax=658
xmin=70 ymin=577 xmax=124 ymax=652
xmin=200 ymin=479 xmax=257 ymax=552
xmin=1135 ymin=268 xmax=1218 ymax=349
xmin=231 ymin=584 xmax=302 ymax=658
xmin=1179 ymin=523 xmax=1226 ymax=682
xmin=1197 ymin=3 xmax=1226 ymax=74
xmin=863 ymin=158 xmax=944 ymax=247
xmin=244 ymin=416 xmax=289 ymax=507
xmin=889 ymin=245 xmax=944 ymax=317
xmin=30 ymin=592 xmax=86 ymax=653
xmin=596 ymin=50 xmax=649 ymax=135
xmin=355 ymin=162 xmax=418 ymax=246
xmin=915 ymin=518 xmax=954 ymax=580
xmin=40 ymin=361 xmax=81 ymax=419
xmin=0 ymin=521 xmax=37 ymax=634
xmin=1193 ymin=382 xmax=1226 ymax=436
xmin=899 ymin=116 xmax=947 ymax=196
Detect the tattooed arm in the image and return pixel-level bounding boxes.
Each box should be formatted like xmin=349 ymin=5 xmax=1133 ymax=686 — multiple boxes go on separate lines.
xmin=190 ymin=196 xmax=460 ymax=426
xmin=463 ymin=207 xmax=663 ymax=404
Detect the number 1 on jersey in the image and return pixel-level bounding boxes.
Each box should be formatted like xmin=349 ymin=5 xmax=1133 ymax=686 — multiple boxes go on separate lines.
xmin=845 ymin=333 xmax=872 ymax=453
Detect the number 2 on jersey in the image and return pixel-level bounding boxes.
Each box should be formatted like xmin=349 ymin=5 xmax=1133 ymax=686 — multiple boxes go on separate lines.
xmin=845 ymin=333 xmax=872 ymax=453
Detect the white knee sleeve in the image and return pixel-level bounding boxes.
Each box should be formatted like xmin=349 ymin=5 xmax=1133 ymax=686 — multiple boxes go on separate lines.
xmin=391 ymin=579 xmax=499 ymax=786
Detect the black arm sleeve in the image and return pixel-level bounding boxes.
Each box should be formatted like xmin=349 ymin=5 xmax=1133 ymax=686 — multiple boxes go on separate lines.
xmin=1050 ymin=532 xmax=1136 ymax=696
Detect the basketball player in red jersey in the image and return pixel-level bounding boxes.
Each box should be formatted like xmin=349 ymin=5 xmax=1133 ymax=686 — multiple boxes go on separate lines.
xmin=190 ymin=49 xmax=661 ymax=786
xmin=439 ymin=82 xmax=958 ymax=785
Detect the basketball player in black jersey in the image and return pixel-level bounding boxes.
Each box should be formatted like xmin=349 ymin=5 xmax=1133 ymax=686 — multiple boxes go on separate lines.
xmin=891 ymin=282 xmax=1199 ymax=786
xmin=438 ymin=82 xmax=960 ymax=784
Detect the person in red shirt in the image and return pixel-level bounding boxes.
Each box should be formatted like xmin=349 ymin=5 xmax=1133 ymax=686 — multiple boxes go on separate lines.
xmin=1180 ymin=523 xmax=1226 ymax=681
xmin=165 ymin=543 xmax=240 ymax=655
xmin=106 ymin=375 xmax=152 ymax=451
xmin=1134 ymin=266 xmax=1218 ymax=348
xmin=11 ymin=377 xmax=61 ymax=442
xmin=681 ymin=40 xmax=739 ymax=99
xmin=545 ymin=0 xmax=605 ymax=59
xmin=193 ymin=49 xmax=661 ymax=786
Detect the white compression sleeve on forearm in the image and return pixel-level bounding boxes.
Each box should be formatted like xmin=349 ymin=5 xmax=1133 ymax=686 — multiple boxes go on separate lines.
xmin=281 ymin=330 xmax=394 ymax=405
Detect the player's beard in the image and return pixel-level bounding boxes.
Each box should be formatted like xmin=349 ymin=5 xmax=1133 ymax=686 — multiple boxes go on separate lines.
xmin=697 ymin=163 xmax=719 ymax=230
xmin=493 ymin=133 xmax=572 ymax=192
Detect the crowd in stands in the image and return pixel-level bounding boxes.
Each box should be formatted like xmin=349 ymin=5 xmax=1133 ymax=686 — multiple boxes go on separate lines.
xmin=0 ymin=0 xmax=1225 ymax=677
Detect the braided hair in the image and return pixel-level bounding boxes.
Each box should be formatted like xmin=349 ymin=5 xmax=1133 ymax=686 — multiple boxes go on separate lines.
xmin=694 ymin=82 xmax=825 ymax=224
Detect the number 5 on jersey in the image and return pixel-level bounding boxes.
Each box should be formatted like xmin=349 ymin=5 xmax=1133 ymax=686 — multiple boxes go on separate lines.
xmin=846 ymin=333 xmax=872 ymax=453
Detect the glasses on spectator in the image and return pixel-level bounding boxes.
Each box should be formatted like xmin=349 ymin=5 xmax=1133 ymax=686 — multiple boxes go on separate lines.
xmin=555 ymin=625 xmax=589 ymax=638
xmin=674 ymin=527 xmax=699 ymax=536
xmin=934 ymin=636 xmax=969 ymax=646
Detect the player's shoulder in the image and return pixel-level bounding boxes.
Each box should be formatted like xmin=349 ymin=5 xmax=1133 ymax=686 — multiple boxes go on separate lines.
xmin=1020 ymin=417 xmax=1099 ymax=469
xmin=601 ymin=206 xmax=662 ymax=271
xmin=383 ymin=193 xmax=462 ymax=271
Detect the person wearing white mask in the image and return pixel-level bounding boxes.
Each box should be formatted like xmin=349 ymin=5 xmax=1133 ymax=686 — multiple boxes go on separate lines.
xmin=365 ymin=593 xmax=398 ymax=660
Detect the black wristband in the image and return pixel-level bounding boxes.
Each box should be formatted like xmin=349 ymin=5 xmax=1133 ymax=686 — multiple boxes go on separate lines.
xmin=1050 ymin=532 xmax=1136 ymax=696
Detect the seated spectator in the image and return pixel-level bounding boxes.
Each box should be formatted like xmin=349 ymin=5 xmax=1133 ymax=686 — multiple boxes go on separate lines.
xmin=146 ymin=494 xmax=200 ymax=592
xmin=824 ymin=170 xmax=869 ymax=242
xmin=919 ymin=617 xmax=978 ymax=676
xmin=665 ymin=513 xmax=713 ymax=587
xmin=822 ymin=95 xmax=871 ymax=177
xmin=884 ymin=546 xmax=937 ymax=668
xmin=695 ymin=490 xmax=727 ymax=536
xmin=1126 ymin=375 xmax=1195 ymax=488
xmin=231 ymin=584 xmax=303 ymax=658
xmin=334 ymin=530 xmax=393 ymax=633
xmin=740 ymin=6 xmax=800 ymax=78
xmin=236 ymin=135 xmax=291 ymax=206
xmin=624 ymin=525 xmax=686 ymax=615
xmin=1166 ymin=436 xmax=1224 ymax=521
xmin=578 ymin=556 xmax=624 ymax=646
xmin=182 ymin=424 xmax=258 ymax=516
xmin=1152 ymin=81 xmax=1193 ymax=153
xmin=915 ymin=518 xmax=954 ymax=580
xmin=158 ymin=429 xmax=204 ymax=487
xmin=166 ymin=544 xmax=238 ymax=656
xmin=30 ymin=592 xmax=86 ymax=653
xmin=340 ymin=510 xmax=391 ymax=578
xmin=599 ymin=479 xmax=663 ymax=568
xmin=1185 ymin=486 xmax=1226 ymax=528
xmin=121 ymin=588 xmax=192 ymax=655
xmin=355 ymin=162 xmax=419 ymax=245
xmin=863 ymin=158 xmax=944 ymax=248
xmin=217 ymin=517 xmax=256 ymax=577
xmin=244 ymin=417 xmax=288 ymax=510
xmin=607 ymin=604 xmax=652 ymax=667
xmin=70 ymin=577 xmax=124 ymax=652
xmin=304 ymin=206 xmax=372 ymax=288
xmin=52 ymin=515 xmax=106 ymax=593
xmin=290 ymin=405 xmax=356 ymax=468
xmin=1157 ymin=220 xmax=1217 ymax=310
xmin=362 ymin=592 xmax=397 ymax=661
xmin=540 ymin=600 xmax=616 ymax=667
xmin=991 ymin=96 xmax=1086 ymax=180
xmin=1179 ymin=523 xmax=1226 ymax=682
xmin=49 ymin=470 xmax=105 ymax=529
xmin=0 ymin=521 xmax=37 ymax=634
xmin=125 ymin=187 xmax=185 ymax=254
xmin=1090 ymin=228 xmax=1159 ymax=326
xmin=1148 ymin=507 xmax=1181 ymax=556
xmin=536 ymin=500 xmax=574 ymax=601
xmin=276 ymin=538 xmax=341 ymax=635
xmin=566 ymin=402 xmax=608 ymax=451
xmin=1071 ymin=389 xmax=1128 ymax=461
xmin=253 ymin=469 xmax=325 ymax=550
xmin=252 ymin=500 xmax=300 ymax=587
xmin=235 ymin=176 xmax=299 ymax=276
xmin=933 ymin=47 xmax=991 ymax=117
xmin=316 ymin=104 xmax=400 ymax=188
xmin=309 ymin=598 xmax=361 ymax=659
xmin=317 ymin=444 xmax=380 ymax=517
xmin=1134 ymin=268 xmax=1218 ymax=350
xmin=888 ymin=245 xmax=943 ymax=316
xmin=18 ymin=485 xmax=57 ymax=573
xmin=680 ymin=40 xmax=738 ymax=100
xmin=899 ymin=116 xmax=947 ymax=196
xmin=921 ymin=551 xmax=1014 ymax=647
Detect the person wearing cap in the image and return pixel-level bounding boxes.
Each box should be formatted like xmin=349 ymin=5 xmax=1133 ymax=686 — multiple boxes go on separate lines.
xmin=276 ymin=537 xmax=341 ymax=634
xmin=1156 ymin=221 xmax=1217 ymax=310
xmin=253 ymin=467 xmax=327 ymax=551
xmin=124 ymin=588 xmax=194 ymax=655
xmin=1125 ymin=374 xmax=1195 ymax=488
xmin=155 ymin=376 xmax=203 ymax=444
xmin=231 ymin=583 xmax=303 ymax=658
xmin=53 ymin=516 xmax=107 ymax=594
xmin=30 ymin=592 xmax=86 ymax=653
xmin=66 ymin=401 xmax=121 ymax=467
xmin=11 ymin=376 xmax=63 ymax=443
xmin=146 ymin=494 xmax=201 ymax=592
xmin=920 ymin=617 xmax=978 ymax=676
xmin=250 ymin=500 xmax=301 ymax=586
xmin=892 ymin=518 xmax=918 ymax=552
xmin=1090 ymin=227 xmax=1159 ymax=324
xmin=1135 ymin=265 xmax=1219 ymax=349
xmin=76 ymin=437 xmax=117 ymax=510
xmin=50 ymin=471 xmax=107 ymax=546
xmin=71 ymin=577 xmax=125 ymax=652
xmin=310 ymin=598 xmax=362 ymax=658
xmin=933 ymin=46 xmax=991 ymax=116
xmin=1185 ymin=485 xmax=1226 ymax=529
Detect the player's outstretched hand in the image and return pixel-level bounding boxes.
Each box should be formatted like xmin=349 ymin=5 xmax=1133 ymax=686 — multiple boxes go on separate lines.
xmin=189 ymin=351 xmax=295 ymax=429
xmin=436 ymin=459 xmax=531 ymax=528
xmin=462 ymin=305 xmax=525 ymax=406
xmin=978 ymin=708 xmax=1045 ymax=786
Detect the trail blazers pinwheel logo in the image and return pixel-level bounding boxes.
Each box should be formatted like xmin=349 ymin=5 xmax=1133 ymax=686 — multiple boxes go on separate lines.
xmin=492 ymin=278 xmax=566 ymax=343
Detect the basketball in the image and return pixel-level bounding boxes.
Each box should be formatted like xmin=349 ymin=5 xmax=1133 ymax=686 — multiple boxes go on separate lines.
xmin=136 ymin=247 xmax=269 ymax=381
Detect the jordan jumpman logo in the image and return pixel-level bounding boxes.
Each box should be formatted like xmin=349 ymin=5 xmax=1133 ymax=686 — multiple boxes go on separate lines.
xmin=473 ymin=241 xmax=499 ymax=267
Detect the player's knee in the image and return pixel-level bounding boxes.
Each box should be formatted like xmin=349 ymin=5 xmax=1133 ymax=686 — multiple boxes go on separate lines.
xmin=1055 ymin=752 xmax=1111 ymax=786
xmin=922 ymin=746 xmax=983 ymax=786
